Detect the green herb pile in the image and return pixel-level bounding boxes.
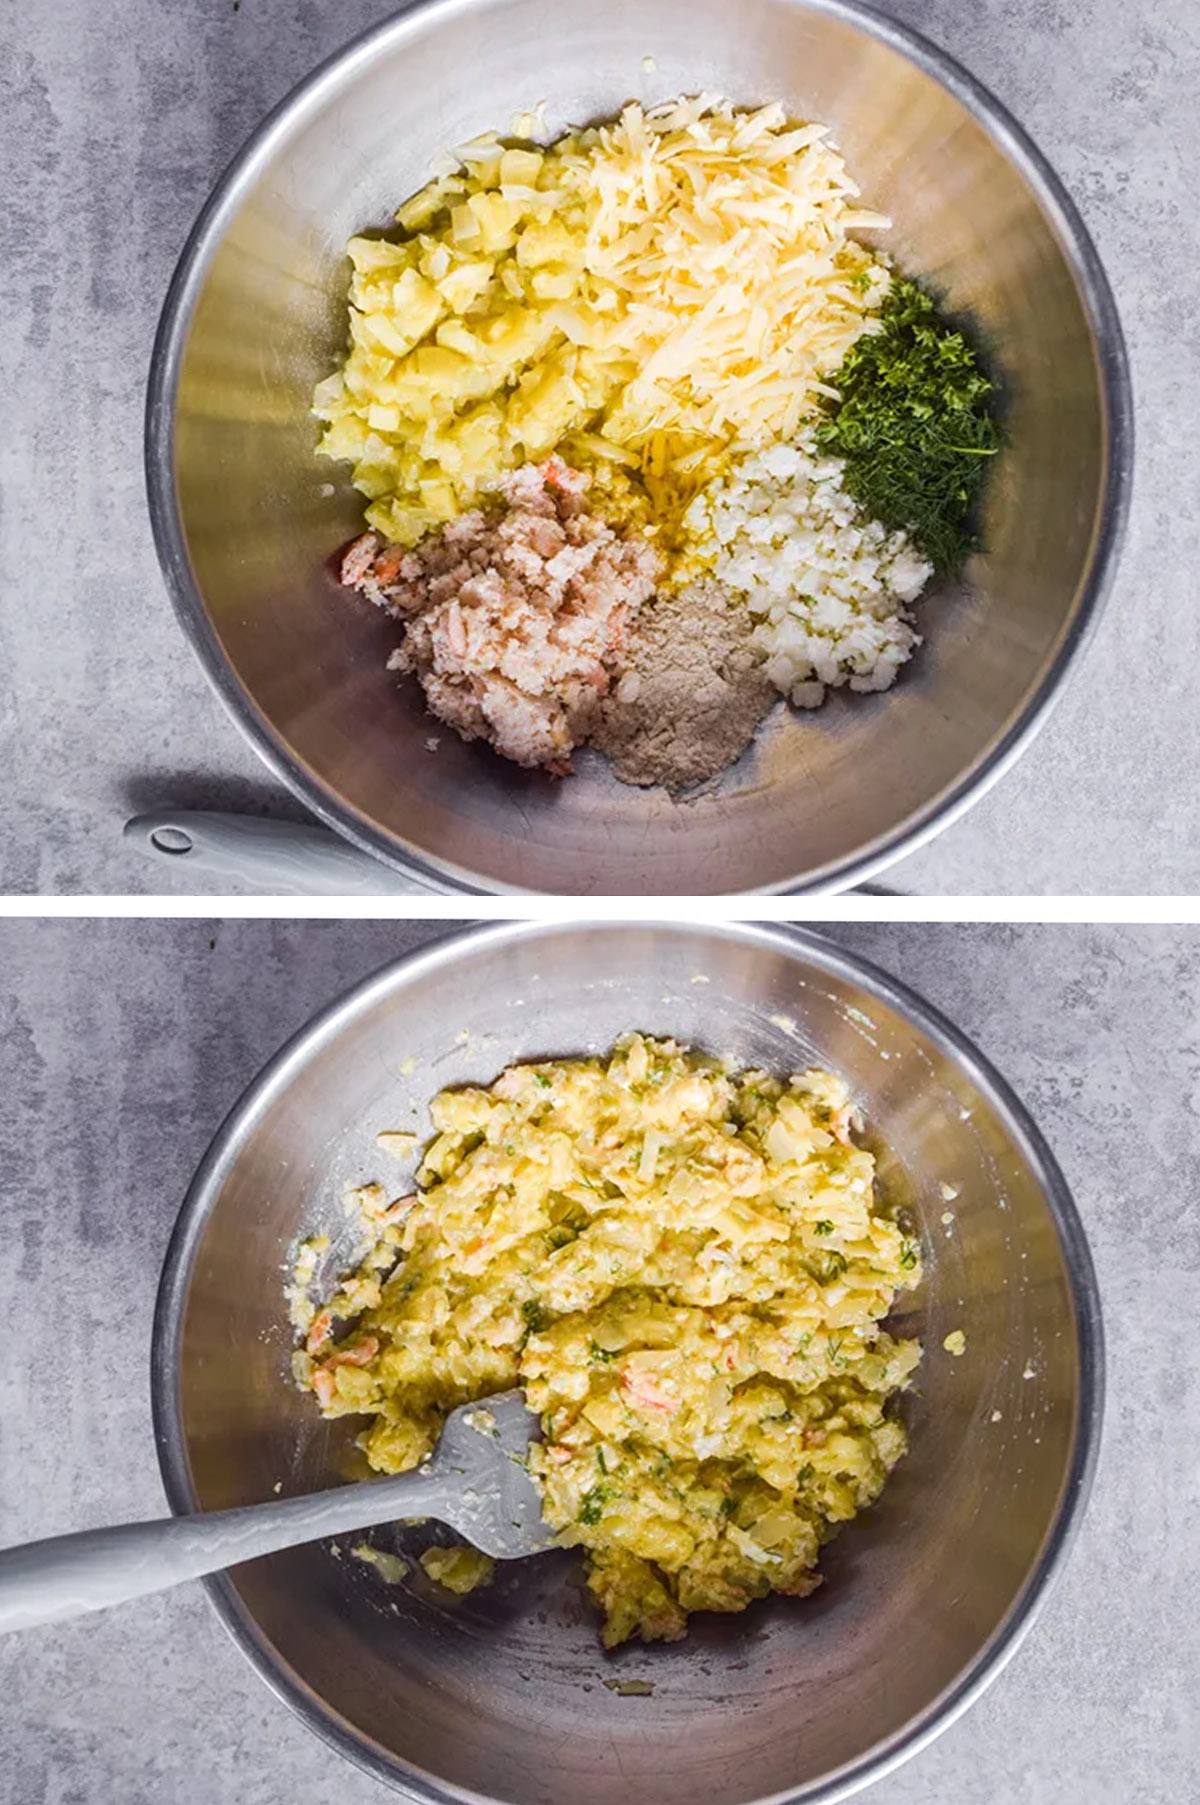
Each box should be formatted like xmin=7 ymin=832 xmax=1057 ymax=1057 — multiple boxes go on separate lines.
xmin=815 ymin=277 xmax=1002 ymax=574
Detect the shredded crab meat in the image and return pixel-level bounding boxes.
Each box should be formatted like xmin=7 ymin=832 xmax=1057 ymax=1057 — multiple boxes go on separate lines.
xmin=341 ymin=461 xmax=659 ymax=771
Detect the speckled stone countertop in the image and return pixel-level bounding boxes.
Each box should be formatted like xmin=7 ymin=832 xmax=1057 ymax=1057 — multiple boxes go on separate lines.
xmin=1 ymin=0 xmax=1197 ymax=894
xmin=0 ymin=921 xmax=1196 ymax=1802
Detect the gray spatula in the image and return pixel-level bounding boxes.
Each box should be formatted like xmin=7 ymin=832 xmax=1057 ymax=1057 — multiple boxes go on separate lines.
xmin=0 ymin=1390 xmax=550 ymax=1634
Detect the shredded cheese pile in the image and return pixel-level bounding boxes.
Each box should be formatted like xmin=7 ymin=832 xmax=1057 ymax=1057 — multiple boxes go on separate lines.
xmin=314 ymin=97 xmax=890 ymax=546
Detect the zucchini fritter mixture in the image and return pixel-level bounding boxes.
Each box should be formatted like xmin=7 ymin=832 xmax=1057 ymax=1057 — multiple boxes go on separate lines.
xmin=293 ymin=1035 xmax=922 ymax=1647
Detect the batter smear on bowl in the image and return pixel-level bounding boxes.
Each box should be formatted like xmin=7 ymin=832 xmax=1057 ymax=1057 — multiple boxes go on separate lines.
xmin=316 ymin=95 xmax=1000 ymax=788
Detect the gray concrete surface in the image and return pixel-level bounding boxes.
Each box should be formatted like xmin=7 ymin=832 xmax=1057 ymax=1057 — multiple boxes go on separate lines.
xmin=1 ymin=0 xmax=1196 ymax=895
xmin=0 ymin=920 xmax=1195 ymax=1803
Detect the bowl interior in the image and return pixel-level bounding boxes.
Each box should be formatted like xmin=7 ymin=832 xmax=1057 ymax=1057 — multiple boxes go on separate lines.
xmin=156 ymin=923 xmax=1095 ymax=1805
xmin=159 ymin=0 xmax=1121 ymax=894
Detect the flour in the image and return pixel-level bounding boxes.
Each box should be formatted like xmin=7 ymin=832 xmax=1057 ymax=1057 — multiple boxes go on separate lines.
xmin=593 ymin=580 xmax=775 ymax=790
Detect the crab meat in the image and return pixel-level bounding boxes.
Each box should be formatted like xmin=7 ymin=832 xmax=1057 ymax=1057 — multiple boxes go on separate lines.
xmin=337 ymin=462 xmax=658 ymax=771
xmin=305 ymin=1309 xmax=334 ymax=1356
xmin=619 ymin=1361 xmax=682 ymax=1416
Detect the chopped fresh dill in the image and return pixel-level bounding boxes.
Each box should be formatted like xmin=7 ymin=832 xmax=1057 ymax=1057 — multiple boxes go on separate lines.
xmin=579 ymin=1485 xmax=610 ymax=1525
xmin=816 ymin=276 xmax=1002 ymax=574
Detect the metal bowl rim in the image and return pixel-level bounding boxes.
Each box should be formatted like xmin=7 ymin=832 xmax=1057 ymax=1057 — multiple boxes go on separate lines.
xmin=150 ymin=918 xmax=1105 ymax=1805
xmin=143 ymin=0 xmax=1133 ymax=897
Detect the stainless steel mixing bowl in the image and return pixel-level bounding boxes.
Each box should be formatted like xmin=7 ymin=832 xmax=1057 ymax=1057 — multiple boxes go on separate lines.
xmin=152 ymin=922 xmax=1102 ymax=1805
xmin=146 ymin=0 xmax=1131 ymax=896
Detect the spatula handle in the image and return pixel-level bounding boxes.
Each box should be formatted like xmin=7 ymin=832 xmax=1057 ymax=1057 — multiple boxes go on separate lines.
xmin=0 ymin=1470 xmax=446 ymax=1633
xmin=122 ymin=810 xmax=445 ymax=896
